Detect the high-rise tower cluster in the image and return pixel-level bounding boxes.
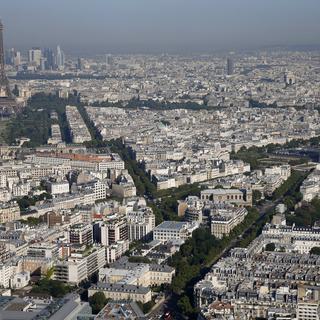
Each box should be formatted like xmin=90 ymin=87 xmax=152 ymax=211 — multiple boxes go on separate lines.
xmin=0 ymin=20 xmax=19 ymax=116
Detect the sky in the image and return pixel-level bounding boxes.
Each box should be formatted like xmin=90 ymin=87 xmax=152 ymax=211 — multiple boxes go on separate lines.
xmin=1 ymin=0 xmax=320 ymax=54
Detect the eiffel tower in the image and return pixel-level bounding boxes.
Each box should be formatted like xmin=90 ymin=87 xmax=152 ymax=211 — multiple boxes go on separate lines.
xmin=0 ymin=20 xmax=18 ymax=117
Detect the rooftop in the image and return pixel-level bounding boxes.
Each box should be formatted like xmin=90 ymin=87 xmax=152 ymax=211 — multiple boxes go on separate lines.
xmin=90 ymin=282 xmax=151 ymax=295
xmin=154 ymin=221 xmax=190 ymax=230
xmin=201 ymin=188 xmax=243 ymax=195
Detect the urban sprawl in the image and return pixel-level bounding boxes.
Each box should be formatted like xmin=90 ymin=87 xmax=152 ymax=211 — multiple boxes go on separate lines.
xmin=1 ymin=38 xmax=320 ymax=320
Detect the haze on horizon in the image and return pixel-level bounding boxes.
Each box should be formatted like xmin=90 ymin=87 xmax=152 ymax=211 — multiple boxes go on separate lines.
xmin=2 ymin=0 xmax=320 ymax=54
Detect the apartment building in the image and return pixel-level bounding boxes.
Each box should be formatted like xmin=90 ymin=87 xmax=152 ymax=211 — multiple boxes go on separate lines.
xmin=127 ymin=208 xmax=155 ymax=241
xmin=69 ymin=223 xmax=93 ymax=246
xmin=66 ymin=105 xmax=91 ymax=144
xmin=47 ymin=180 xmax=70 ymax=195
xmin=48 ymin=123 xmax=63 ymax=145
xmin=100 ymin=217 xmax=128 ymax=246
xmin=105 ymin=240 xmax=130 ymax=264
xmin=211 ymin=206 xmax=248 ymax=239
xmin=0 ymin=202 xmax=20 ymax=224
xmin=27 ymin=243 xmax=59 ymax=259
xmin=297 ymin=302 xmax=320 ymax=320
xmin=26 ymin=152 xmax=124 ymax=173
xmin=54 ymin=246 xmax=105 ymax=285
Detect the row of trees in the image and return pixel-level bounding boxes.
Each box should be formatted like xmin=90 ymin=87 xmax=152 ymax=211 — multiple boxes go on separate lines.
xmin=108 ymin=140 xmax=157 ymax=199
xmin=168 ymin=208 xmax=260 ymax=317
xmin=93 ymin=97 xmax=211 ymax=111
xmin=271 ymin=170 xmax=306 ymax=200
xmin=77 ymin=104 xmax=103 ymax=142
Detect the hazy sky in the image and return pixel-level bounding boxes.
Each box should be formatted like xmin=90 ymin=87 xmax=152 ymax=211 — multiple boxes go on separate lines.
xmin=2 ymin=0 xmax=320 ymax=54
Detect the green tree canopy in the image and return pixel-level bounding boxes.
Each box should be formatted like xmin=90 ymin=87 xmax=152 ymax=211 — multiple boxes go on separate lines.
xmin=310 ymin=247 xmax=320 ymax=255
xmin=265 ymin=243 xmax=276 ymax=252
xmin=89 ymin=292 xmax=108 ymax=314
xmin=31 ymin=279 xmax=71 ymax=298
xmin=253 ymin=190 xmax=262 ymax=204
xmin=177 ymin=295 xmax=194 ymax=316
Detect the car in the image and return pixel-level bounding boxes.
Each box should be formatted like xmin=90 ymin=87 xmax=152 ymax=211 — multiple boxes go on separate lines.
xmin=163 ymin=311 xmax=172 ymax=320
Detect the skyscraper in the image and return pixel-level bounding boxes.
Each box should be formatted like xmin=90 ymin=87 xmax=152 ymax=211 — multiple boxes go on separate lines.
xmin=77 ymin=57 xmax=83 ymax=71
xmin=28 ymin=47 xmax=42 ymax=67
xmin=40 ymin=57 xmax=46 ymax=71
xmin=43 ymin=48 xmax=55 ymax=70
xmin=227 ymin=57 xmax=234 ymax=75
xmin=5 ymin=48 xmax=15 ymax=65
xmin=4 ymin=48 xmax=21 ymax=67
xmin=56 ymin=45 xmax=65 ymax=70
xmin=13 ymin=51 xmax=21 ymax=67
xmin=106 ymin=54 xmax=114 ymax=69
xmin=0 ymin=20 xmax=18 ymax=115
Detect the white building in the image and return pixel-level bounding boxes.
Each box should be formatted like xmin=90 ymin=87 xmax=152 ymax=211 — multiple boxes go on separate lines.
xmin=262 ymin=224 xmax=320 ymax=254
xmin=106 ymin=240 xmax=130 ymax=264
xmin=300 ymin=167 xmax=320 ymax=202
xmin=297 ymin=302 xmax=320 ymax=320
xmin=54 ymin=246 xmax=105 ymax=285
xmin=99 ymin=257 xmax=175 ymax=287
xmin=93 ymin=180 xmax=107 ymax=201
xmin=153 ymin=221 xmax=199 ymax=243
xmin=10 ymin=271 xmax=30 ymax=289
xmin=48 ymin=180 xmax=70 ymax=195
xmin=211 ymin=205 xmax=248 ymax=239
xmin=11 ymin=182 xmax=31 ymax=197
xmin=127 ymin=207 xmax=155 ymax=241
xmin=27 ymin=243 xmax=59 ymax=259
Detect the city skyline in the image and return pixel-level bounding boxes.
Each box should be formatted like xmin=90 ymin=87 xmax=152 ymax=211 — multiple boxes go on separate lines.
xmin=1 ymin=2 xmax=320 ymax=319
xmin=2 ymin=0 xmax=320 ymax=54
